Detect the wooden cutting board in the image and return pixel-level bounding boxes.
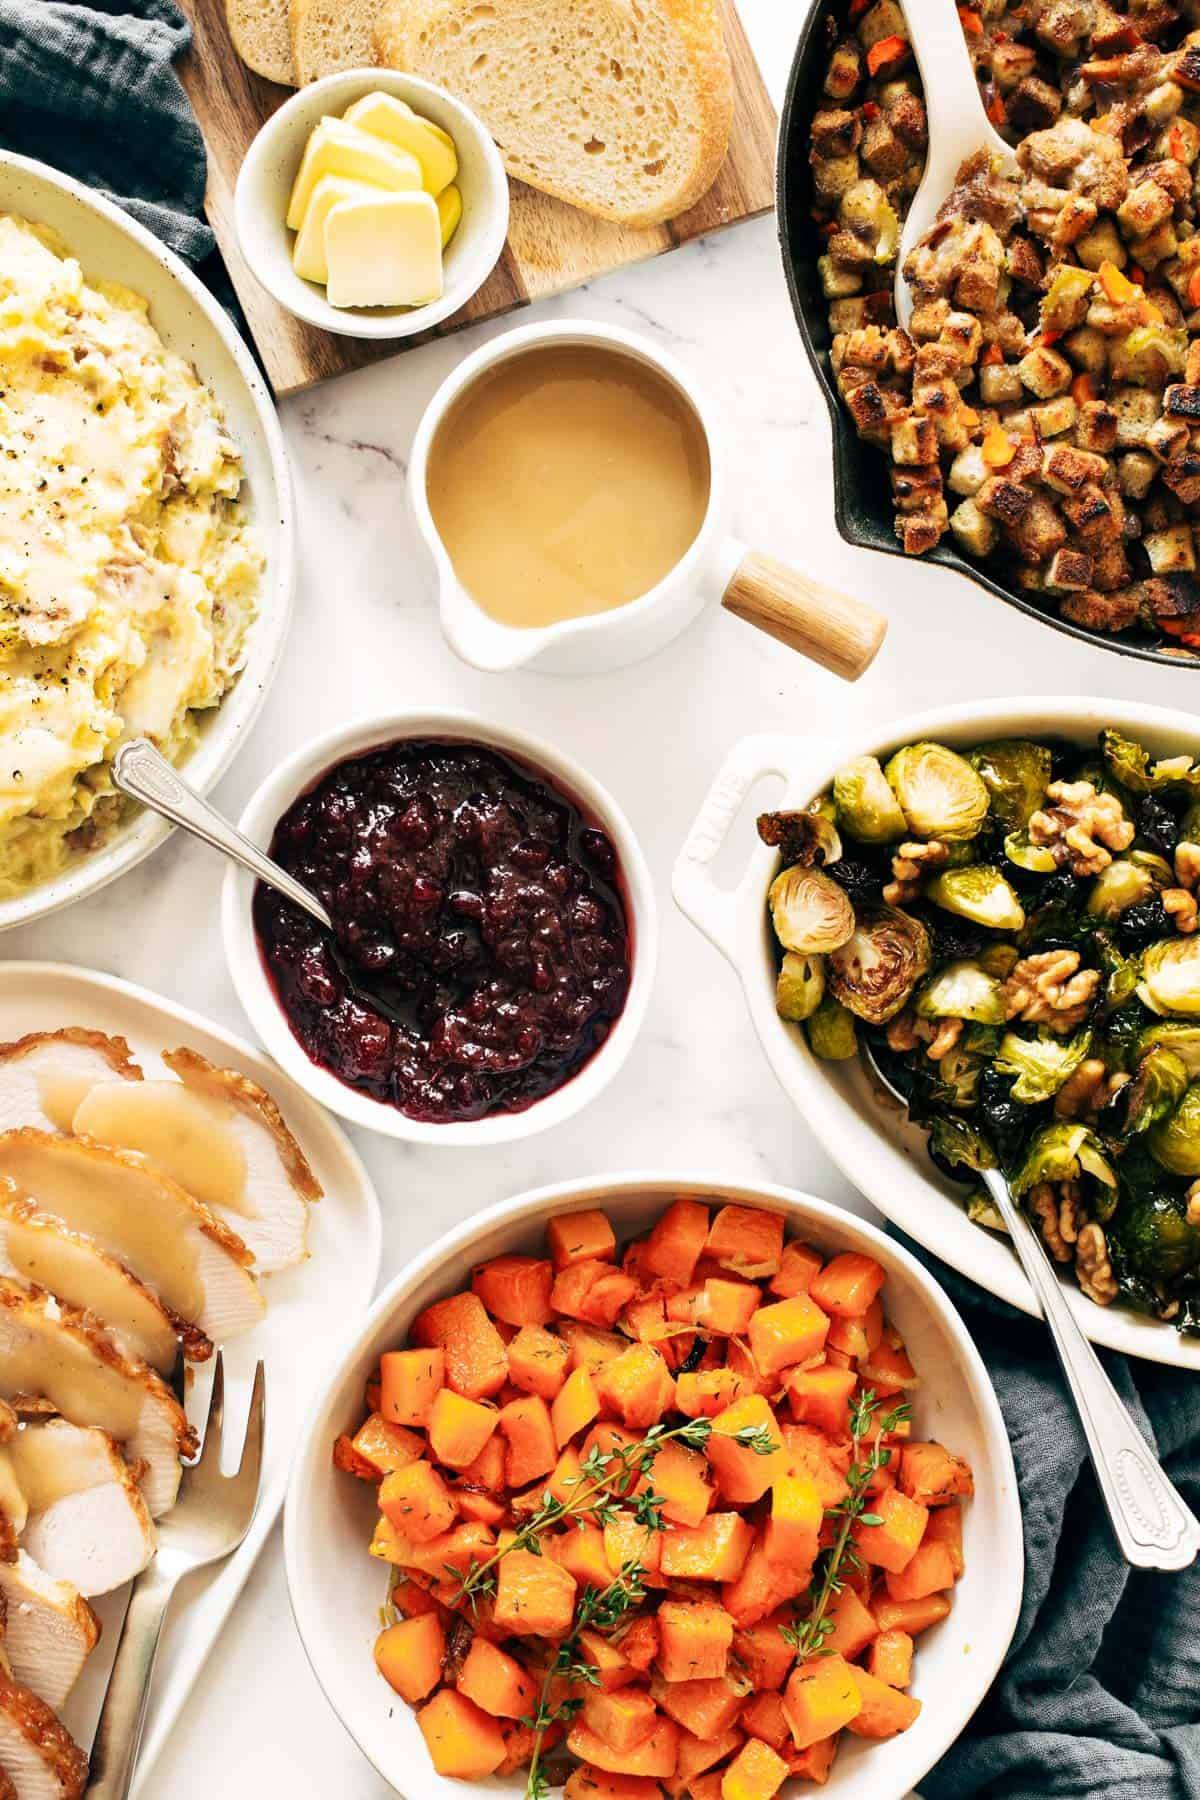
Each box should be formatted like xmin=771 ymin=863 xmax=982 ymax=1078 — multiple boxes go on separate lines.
xmin=176 ymin=0 xmax=777 ymax=396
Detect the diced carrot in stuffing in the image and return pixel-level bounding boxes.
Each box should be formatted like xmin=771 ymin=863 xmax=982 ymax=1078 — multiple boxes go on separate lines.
xmin=721 ymin=1733 xmax=789 ymax=1800
xmin=732 ymin=1616 xmax=795 ymax=1691
xmin=764 ymin=1475 xmax=821 ymax=1569
xmin=583 ymin=1686 xmax=659 ymax=1752
xmin=458 ymin=1428 xmax=506 ymax=1489
xmin=374 ymin=1612 xmax=444 ymax=1703
xmin=379 ymin=1461 xmax=458 ymax=1543
xmin=348 ymin=1413 xmax=424 ymax=1477
xmin=924 ymin=1502 xmax=964 ymax=1576
xmin=656 ymin=1675 xmax=745 ymax=1740
xmin=748 ymin=1295 xmax=830 ymax=1376
xmin=552 ymin=1365 xmax=602 ymax=1447
xmin=657 ymin=1599 xmax=736 ymax=1682
xmin=823 ymin=1586 xmax=878 ymax=1660
xmin=769 ymin=1242 xmax=823 ymax=1299
xmin=785 ymin=1364 xmax=856 ymax=1439
xmin=827 ymin=1297 xmax=883 ymax=1360
xmin=412 ymin=1292 xmax=509 ymax=1400
xmin=844 ymin=1665 xmax=922 ymax=1739
xmin=605 ymin=1514 xmax=664 ymax=1584
xmin=621 ymin=1614 xmax=659 ymax=1673
xmin=597 ymin=1343 xmax=676 ymax=1429
xmin=668 ymin=1726 xmax=744 ymax=1795
xmin=499 ymin=1394 xmax=557 ymax=1488
xmin=782 ymin=1425 xmax=851 ymax=1510
xmin=565 ymin=1770 xmax=664 ymax=1800
xmin=871 ymin=1591 xmax=951 ymax=1635
xmin=417 ymin=1689 xmax=507 ymax=1778
xmin=580 ymin=1627 xmax=638 ymax=1691
xmin=472 ymin=1255 xmax=555 ymax=1327
xmin=783 ymin=1656 xmax=862 ymax=1749
xmin=380 ymin=1348 xmax=443 ymax=1427
xmin=642 ymin=1199 xmax=712 ymax=1285
xmin=786 ymin=1733 xmax=839 ymax=1783
xmin=740 ymin=1691 xmax=790 ymax=1751
xmin=706 ymin=1205 xmax=785 ymax=1279
xmin=457 ymin=1636 xmax=538 ymax=1718
xmin=641 ymin=1438 xmax=713 ymax=1527
xmin=809 ymin=1254 xmax=886 ymax=1319
xmin=868 ymin=1629 xmax=913 ymax=1689
xmin=548 ymin=1523 xmax=613 ymax=1589
xmin=548 ymin=1210 xmax=618 ymax=1269
xmin=706 ymin=1397 xmax=787 ymax=1504
xmin=853 ymin=1488 xmax=928 ymax=1574
xmin=722 ymin=1539 xmax=807 ymax=1629
xmin=669 ymin=1278 xmax=762 ymax=1337
xmin=428 ymin=1388 xmax=499 ymax=1470
xmin=660 ymin=1513 xmax=754 ymax=1583
xmin=899 ymin=1441 xmax=974 ymax=1507
xmin=562 ymin=1319 xmax=628 ymax=1374
xmin=675 ymin=1368 xmax=742 ymax=1420
xmin=494 ymin=1546 xmax=577 ymax=1637
xmin=885 ymin=1540 xmax=955 ymax=1603
xmin=508 ymin=1323 xmax=571 ymax=1399
xmin=859 ymin=1337 xmax=919 ymax=1396
xmin=568 ymin=1719 xmax=680 ymax=1779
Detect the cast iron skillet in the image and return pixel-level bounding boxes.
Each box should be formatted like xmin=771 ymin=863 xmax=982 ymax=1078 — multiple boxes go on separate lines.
xmin=777 ymin=1 xmax=1199 ymax=669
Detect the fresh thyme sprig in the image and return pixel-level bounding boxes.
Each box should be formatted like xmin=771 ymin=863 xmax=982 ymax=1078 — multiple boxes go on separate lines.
xmin=780 ymin=1388 xmax=912 ymax=1660
xmin=453 ymin=1415 xmax=776 ymax=1606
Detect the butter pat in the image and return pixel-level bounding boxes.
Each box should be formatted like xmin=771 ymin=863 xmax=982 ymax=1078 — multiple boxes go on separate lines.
xmin=286 ymin=119 xmax=422 ymax=230
xmin=293 ymin=175 xmax=381 ymax=283
xmin=324 ymin=191 xmax=444 ymax=309
xmin=437 ymin=184 xmax=463 ymax=249
xmin=342 ymin=92 xmax=458 ymax=196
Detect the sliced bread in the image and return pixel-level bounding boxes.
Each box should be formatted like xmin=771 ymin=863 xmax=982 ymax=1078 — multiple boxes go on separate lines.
xmin=226 ymin=0 xmax=297 ymax=85
xmin=372 ymin=0 xmax=733 ymax=228
xmin=289 ymin=0 xmax=390 ymax=83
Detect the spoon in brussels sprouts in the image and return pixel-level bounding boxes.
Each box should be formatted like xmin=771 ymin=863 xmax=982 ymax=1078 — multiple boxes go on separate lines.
xmin=860 ymin=1037 xmax=1200 ymax=1573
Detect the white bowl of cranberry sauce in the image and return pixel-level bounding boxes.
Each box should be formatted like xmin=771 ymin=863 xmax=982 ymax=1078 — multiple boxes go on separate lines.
xmin=221 ymin=712 xmax=657 ymax=1143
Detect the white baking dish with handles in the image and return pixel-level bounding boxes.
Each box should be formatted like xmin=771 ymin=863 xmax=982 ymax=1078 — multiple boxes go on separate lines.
xmin=672 ymin=696 xmax=1200 ymax=1371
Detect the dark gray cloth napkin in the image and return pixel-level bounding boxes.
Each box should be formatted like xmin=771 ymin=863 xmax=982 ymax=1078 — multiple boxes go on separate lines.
xmin=896 ymin=1230 xmax=1200 ymax=1800
xmin=0 ymin=0 xmax=213 ymax=266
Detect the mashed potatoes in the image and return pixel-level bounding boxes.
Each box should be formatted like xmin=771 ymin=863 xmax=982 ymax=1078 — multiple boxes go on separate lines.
xmin=0 ymin=214 xmax=263 ymax=897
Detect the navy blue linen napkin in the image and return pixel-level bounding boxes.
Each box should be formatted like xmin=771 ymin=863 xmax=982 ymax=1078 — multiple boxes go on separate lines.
xmin=894 ymin=1229 xmax=1200 ymax=1800
xmin=0 ymin=0 xmax=213 ymax=266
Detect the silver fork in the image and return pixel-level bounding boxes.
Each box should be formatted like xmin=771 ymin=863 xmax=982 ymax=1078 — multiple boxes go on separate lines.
xmin=860 ymin=1039 xmax=1200 ymax=1572
xmin=86 ymin=1353 xmax=266 ymax=1798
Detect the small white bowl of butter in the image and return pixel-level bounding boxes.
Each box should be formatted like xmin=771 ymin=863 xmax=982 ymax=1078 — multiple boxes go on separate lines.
xmin=234 ymin=69 xmax=509 ymax=338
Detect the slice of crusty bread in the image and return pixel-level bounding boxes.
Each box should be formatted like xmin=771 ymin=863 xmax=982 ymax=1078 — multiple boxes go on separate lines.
xmin=226 ymin=0 xmax=297 ymax=85
xmin=290 ymin=0 xmax=389 ymax=83
xmin=372 ymin=0 xmax=733 ymax=228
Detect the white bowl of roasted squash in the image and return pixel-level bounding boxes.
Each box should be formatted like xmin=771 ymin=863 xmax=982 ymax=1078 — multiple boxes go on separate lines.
xmin=284 ymin=1177 xmax=1022 ymax=1800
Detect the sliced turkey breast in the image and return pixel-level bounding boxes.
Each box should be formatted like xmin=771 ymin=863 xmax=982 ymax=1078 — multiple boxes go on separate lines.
xmin=0 ymin=1032 xmax=141 ymax=1137
xmin=0 ymin=1672 xmax=87 ymax=1800
xmin=0 ymin=1556 xmax=98 ymax=1713
xmin=0 ymin=1278 xmax=193 ymax=1518
xmin=0 ymin=1184 xmax=201 ymax=1374
xmin=74 ymin=1047 xmax=320 ymax=1273
xmin=0 ymin=1133 xmax=263 ymax=1343
xmin=5 ymin=1421 xmax=155 ymax=1597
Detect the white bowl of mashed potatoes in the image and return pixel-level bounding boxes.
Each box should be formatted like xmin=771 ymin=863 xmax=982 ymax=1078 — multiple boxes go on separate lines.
xmin=0 ymin=152 xmax=295 ymax=929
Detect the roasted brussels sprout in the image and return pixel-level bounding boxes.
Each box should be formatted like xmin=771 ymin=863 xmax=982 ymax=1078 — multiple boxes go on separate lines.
xmin=826 ymin=905 xmax=932 ymax=1025
xmin=1004 ymin=831 xmax=1057 ymax=875
xmin=1086 ymin=853 xmax=1172 ymax=921
xmin=1138 ymin=937 xmax=1200 ymax=1017
xmin=928 ymin=1114 xmax=997 ymax=1178
xmin=966 ymin=1190 xmax=1008 ymax=1232
xmin=1118 ymin=1046 xmax=1190 ymax=1139
xmin=1149 ymin=1080 xmax=1200 ymax=1175
xmin=978 ymin=942 xmax=1019 ymax=980
xmin=1137 ymin=1021 xmax=1200 ymax=1079
xmin=806 ymin=996 xmax=858 ymax=1061
xmin=757 ymin=809 xmax=842 ymax=869
xmin=768 ymin=865 xmax=855 ymax=955
xmin=914 ymin=960 xmax=1006 ymax=1025
xmin=1011 ymin=1121 xmax=1118 ymax=1201
xmin=1111 ymin=1152 xmax=1200 ymax=1282
xmin=969 ymin=740 xmax=1052 ymax=830
xmin=1100 ymin=730 xmax=1200 ymax=795
xmin=832 ymin=755 xmax=907 ymax=844
xmin=776 ymin=951 xmax=826 ymax=1023
xmin=884 ymin=742 xmax=990 ymax=841
xmin=926 ymin=865 xmax=1026 ymax=932
xmin=993 ymin=1027 xmax=1094 ymax=1102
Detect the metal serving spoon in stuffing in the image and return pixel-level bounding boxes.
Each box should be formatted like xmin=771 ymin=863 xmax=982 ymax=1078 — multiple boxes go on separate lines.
xmin=859 ymin=1036 xmax=1200 ymax=1571
xmin=893 ymin=1 xmax=1017 ymax=326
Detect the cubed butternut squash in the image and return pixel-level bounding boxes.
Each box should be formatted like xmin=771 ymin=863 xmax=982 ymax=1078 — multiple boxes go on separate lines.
xmin=731 ymin=1616 xmax=795 ymax=1691
xmin=669 ymin=1278 xmax=762 ymax=1338
xmin=548 ymin=1210 xmax=618 ymax=1270
xmin=499 ymin=1393 xmax=558 ymax=1488
xmin=785 ymin=1364 xmax=857 ymax=1439
xmin=706 ymin=1397 xmax=787 ymax=1504
xmin=562 ymin=1319 xmax=628 ymax=1375
xmin=457 ymin=1636 xmax=538 ymax=1718
xmin=579 ymin=1627 xmax=638 ymax=1692
xmin=458 ymin=1429 xmax=507 ymax=1490
xmin=565 ymin=1770 xmax=664 ymax=1800
xmin=747 ymin=1295 xmax=830 ymax=1377
xmin=642 ymin=1199 xmax=712 ymax=1285
xmin=827 ymin=1297 xmax=883 ymax=1361
xmin=809 ymin=1254 xmax=886 ymax=1319
xmin=604 ymin=1514 xmax=663 ymax=1584
xmin=583 ymin=1686 xmax=659 ymax=1753
xmin=721 ymin=1539 xmax=808 ymax=1630
xmin=660 ymin=1513 xmax=754 ymax=1583
xmin=547 ymin=1523 xmax=614 ymax=1590
xmin=884 ymin=1540 xmax=956 ymax=1602
xmin=899 ymin=1441 xmax=975 ymax=1507
xmin=870 ymin=1591 xmax=951 ymax=1635
xmin=867 ymin=1628 xmax=913 ymax=1689
xmin=721 ymin=1734 xmax=789 ymax=1800
xmin=597 ymin=1343 xmax=676 ymax=1429
xmin=412 ymin=1292 xmax=509 ymax=1400
xmin=823 ymin=1586 xmax=879 ymax=1660
xmin=472 ymin=1254 xmax=555 ymax=1327
xmin=657 ymin=1599 xmax=736 ymax=1682
xmin=621 ymin=1615 xmax=660 ymax=1673
xmin=494 ymin=1547 xmax=577 ymax=1637
xmin=769 ymin=1242 xmax=823 ymax=1299
xmin=567 ymin=1719 xmax=680 ymax=1779
xmin=853 ymin=1488 xmax=929 ymax=1574
xmin=417 ymin=1689 xmax=507 ymax=1778
xmin=844 ymin=1665 xmax=922 ymax=1739
xmin=645 ymin=1439 xmax=714 ymax=1528
xmin=786 ymin=1733 xmax=839 ymax=1783
xmin=739 ymin=1691 xmax=791 ymax=1751
xmin=782 ymin=1655 xmax=862 ymax=1750
xmin=379 ymin=1460 xmax=458 ymax=1543
xmin=380 ymin=1348 xmax=443 ymax=1427
xmin=764 ymin=1476 xmax=821 ymax=1569
xmin=924 ymin=1502 xmax=965 ymax=1576
xmin=655 ymin=1675 xmax=745 ymax=1741
xmin=428 ymin=1387 xmax=499 ymax=1470
xmin=667 ymin=1726 xmax=744 ymax=1796
xmin=508 ymin=1323 xmax=571 ymax=1399
xmin=706 ymin=1205 xmax=785 ymax=1279
xmin=349 ymin=1413 xmax=424 ymax=1477
xmin=676 ymin=1369 xmax=742 ymax=1419
xmin=374 ymin=1613 xmax=444 ymax=1703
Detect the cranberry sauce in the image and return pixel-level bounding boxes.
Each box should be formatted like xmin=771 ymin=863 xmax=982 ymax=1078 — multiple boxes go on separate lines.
xmin=253 ymin=739 xmax=632 ymax=1122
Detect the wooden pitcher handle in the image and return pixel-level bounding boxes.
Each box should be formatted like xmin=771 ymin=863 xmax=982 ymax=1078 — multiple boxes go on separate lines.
xmin=721 ymin=549 xmax=887 ymax=682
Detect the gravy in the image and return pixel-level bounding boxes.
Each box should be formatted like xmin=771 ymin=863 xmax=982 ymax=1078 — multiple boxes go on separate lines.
xmin=426 ymin=345 xmax=711 ymax=629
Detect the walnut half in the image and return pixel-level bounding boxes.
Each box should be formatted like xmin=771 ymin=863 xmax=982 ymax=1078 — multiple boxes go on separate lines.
xmin=1003 ymin=949 xmax=1100 ymax=1035
xmin=1075 ymin=1222 xmax=1118 ymax=1306
xmin=1027 ymin=779 xmax=1135 ymax=877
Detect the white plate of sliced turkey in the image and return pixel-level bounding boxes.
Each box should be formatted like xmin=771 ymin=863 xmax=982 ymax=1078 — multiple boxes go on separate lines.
xmin=0 ymin=962 xmax=382 ymax=1800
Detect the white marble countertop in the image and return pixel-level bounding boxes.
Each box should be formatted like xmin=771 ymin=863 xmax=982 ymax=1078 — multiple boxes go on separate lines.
xmin=9 ymin=3 xmax=1200 ymax=1792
